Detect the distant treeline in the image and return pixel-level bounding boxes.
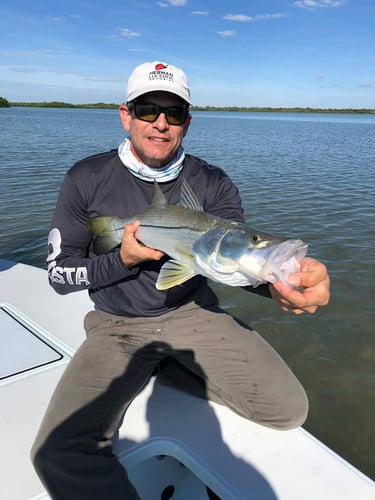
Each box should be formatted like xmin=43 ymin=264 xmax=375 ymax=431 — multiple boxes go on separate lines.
xmin=9 ymin=101 xmax=118 ymax=109
xmin=0 ymin=97 xmax=10 ymax=107
xmin=2 ymin=99 xmax=374 ymax=114
xmin=193 ymin=105 xmax=375 ymax=114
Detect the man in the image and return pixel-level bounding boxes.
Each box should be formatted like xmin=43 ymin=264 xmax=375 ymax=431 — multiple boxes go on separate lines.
xmin=31 ymin=61 xmax=330 ymax=499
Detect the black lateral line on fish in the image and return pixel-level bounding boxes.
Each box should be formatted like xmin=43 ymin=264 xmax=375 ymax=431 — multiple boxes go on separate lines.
xmin=138 ymin=223 xmax=202 ymax=231
xmin=92 ymin=222 xmax=203 ymax=233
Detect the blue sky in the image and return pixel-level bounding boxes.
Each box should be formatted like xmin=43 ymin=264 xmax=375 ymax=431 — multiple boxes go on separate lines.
xmin=0 ymin=0 xmax=374 ymax=108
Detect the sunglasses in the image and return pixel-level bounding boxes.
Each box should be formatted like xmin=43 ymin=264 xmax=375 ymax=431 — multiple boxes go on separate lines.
xmin=127 ymin=101 xmax=189 ymax=126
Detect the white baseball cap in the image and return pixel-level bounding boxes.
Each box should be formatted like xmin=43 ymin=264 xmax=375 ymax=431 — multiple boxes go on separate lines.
xmin=126 ymin=61 xmax=191 ymax=104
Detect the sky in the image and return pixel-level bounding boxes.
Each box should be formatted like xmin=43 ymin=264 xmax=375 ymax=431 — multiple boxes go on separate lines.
xmin=0 ymin=0 xmax=374 ymax=108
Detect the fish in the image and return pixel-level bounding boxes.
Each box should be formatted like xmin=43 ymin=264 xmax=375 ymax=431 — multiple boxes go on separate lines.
xmin=87 ymin=180 xmax=308 ymax=290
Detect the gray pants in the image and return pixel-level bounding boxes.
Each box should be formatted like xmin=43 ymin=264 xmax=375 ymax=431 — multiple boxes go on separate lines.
xmin=31 ymin=296 xmax=308 ymax=499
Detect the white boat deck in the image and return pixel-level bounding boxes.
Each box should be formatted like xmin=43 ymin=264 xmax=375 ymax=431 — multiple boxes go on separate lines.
xmin=0 ymin=259 xmax=373 ymax=500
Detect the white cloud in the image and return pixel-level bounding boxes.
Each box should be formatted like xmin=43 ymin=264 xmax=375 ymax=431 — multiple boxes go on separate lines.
xmin=217 ymin=31 xmax=236 ymax=38
xmin=49 ymin=14 xmax=81 ymax=21
xmin=157 ymin=0 xmax=187 ymax=7
xmin=293 ymin=0 xmax=347 ymax=8
xmin=223 ymin=13 xmax=287 ymax=22
xmin=108 ymin=28 xmax=141 ymax=40
xmin=255 ymin=13 xmax=287 ymax=20
xmin=223 ymin=14 xmax=251 ymax=22
xmin=191 ymin=11 xmax=209 ymax=16
xmin=119 ymin=28 xmax=141 ymax=38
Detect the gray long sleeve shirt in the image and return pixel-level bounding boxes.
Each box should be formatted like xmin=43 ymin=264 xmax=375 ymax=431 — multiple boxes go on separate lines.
xmin=47 ymin=149 xmax=269 ymax=317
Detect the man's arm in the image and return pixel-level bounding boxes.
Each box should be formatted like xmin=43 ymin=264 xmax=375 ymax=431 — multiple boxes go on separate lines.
xmin=47 ymin=172 xmax=136 ymax=295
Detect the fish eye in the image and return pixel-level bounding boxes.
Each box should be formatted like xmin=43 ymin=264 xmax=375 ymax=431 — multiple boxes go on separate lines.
xmin=251 ymin=234 xmax=261 ymax=243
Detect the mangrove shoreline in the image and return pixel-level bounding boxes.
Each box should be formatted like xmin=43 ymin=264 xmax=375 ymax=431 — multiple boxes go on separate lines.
xmin=2 ymin=99 xmax=374 ymax=114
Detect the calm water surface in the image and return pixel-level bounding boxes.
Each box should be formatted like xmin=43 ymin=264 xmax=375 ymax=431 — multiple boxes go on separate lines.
xmin=0 ymin=107 xmax=374 ymax=478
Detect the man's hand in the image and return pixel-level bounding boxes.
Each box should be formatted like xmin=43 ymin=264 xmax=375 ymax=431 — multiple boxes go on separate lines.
xmin=270 ymin=257 xmax=330 ymax=315
xmin=120 ymin=221 xmax=165 ymax=267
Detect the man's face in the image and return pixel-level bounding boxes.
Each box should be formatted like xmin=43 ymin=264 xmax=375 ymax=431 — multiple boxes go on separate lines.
xmin=119 ymin=91 xmax=191 ymax=168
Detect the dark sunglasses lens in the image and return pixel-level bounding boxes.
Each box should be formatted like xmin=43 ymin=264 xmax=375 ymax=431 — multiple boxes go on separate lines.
xmin=133 ymin=103 xmax=187 ymax=125
xmin=166 ymin=107 xmax=188 ymax=125
xmin=134 ymin=103 xmax=159 ymax=122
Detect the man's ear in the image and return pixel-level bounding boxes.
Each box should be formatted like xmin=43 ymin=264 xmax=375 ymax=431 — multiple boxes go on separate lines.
xmin=182 ymin=113 xmax=192 ymax=137
xmin=119 ymin=104 xmax=131 ymax=131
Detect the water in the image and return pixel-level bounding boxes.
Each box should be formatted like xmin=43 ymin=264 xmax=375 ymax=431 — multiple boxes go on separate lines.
xmin=1 ymin=107 xmax=374 ymax=478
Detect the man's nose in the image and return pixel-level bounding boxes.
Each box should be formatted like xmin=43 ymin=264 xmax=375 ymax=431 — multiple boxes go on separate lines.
xmin=152 ymin=112 xmax=169 ymax=130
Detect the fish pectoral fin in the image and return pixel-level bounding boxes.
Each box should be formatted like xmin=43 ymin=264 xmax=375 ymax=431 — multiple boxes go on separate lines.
xmin=156 ymin=260 xmax=198 ymax=290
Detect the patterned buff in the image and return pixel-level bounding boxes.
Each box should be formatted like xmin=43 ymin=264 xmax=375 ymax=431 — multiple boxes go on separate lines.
xmin=118 ymin=138 xmax=185 ymax=183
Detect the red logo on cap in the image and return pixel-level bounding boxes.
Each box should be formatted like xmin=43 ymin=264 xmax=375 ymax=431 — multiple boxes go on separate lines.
xmin=155 ymin=63 xmax=168 ymax=71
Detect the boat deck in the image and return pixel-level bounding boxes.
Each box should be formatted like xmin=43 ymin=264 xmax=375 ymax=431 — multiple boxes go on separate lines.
xmin=0 ymin=259 xmax=373 ymax=499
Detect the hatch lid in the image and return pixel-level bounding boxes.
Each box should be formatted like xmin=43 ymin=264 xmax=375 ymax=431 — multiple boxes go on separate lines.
xmin=0 ymin=305 xmax=64 ymax=381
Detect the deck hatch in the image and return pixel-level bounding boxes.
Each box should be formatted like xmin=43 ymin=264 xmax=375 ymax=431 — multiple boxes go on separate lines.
xmin=0 ymin=305 xmax=64 ymax=380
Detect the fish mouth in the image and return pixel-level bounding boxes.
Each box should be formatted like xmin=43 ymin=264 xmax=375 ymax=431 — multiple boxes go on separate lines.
xmin=241 ymin=238 xmax=308 ymax=287
xmin=264 ymin=239 xmax=308 ymax=286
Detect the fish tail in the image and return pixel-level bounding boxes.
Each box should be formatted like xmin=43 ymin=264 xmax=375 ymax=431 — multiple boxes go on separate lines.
xmin=87 ymin=216 xmax=113 ymax=235
xmin=87 ymin=217 xmax=120 ymax=254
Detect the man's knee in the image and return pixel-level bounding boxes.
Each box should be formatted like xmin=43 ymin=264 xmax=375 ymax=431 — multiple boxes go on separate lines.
xmin=270 ymin=385 xmax=309 ymax=430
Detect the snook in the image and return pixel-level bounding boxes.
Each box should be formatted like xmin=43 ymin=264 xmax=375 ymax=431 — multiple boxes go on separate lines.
xmin=87 ymin=180 xmax=308 ymax=290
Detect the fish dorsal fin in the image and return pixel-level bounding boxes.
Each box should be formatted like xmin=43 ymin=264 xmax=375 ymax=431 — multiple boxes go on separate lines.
xmin=178 ymin=179 xmax=204 ymax=212
xmin=156 ymin=260 xmax=198 ymax=290
xmin=152 ymin=181 xmax=168 ymax=206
